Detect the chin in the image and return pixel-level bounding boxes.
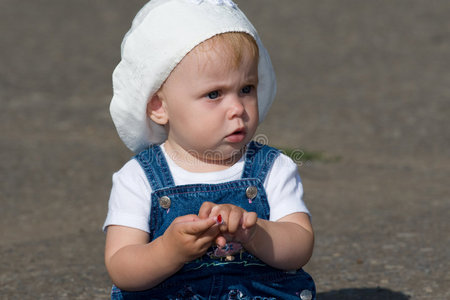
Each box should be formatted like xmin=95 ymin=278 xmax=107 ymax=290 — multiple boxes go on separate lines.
xmin=201 ymin=144 xmax=242 ymax=162
xmin=225 ymin=143 xmax=248 ymax=158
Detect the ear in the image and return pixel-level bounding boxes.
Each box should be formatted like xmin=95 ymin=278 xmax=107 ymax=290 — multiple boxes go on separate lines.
xmin=147 ymin=93 xmax=169 ymax=125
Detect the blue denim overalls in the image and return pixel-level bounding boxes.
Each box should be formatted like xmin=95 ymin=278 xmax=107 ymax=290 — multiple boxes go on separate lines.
xmin=111 ymin=141 xmax=315 ymax=300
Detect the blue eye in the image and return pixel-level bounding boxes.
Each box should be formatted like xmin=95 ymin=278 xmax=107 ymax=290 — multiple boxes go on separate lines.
xmin=207 ymin=91 xmax=220 ymax=100
xmin=242 ymin=85 xmax=253 ymax=94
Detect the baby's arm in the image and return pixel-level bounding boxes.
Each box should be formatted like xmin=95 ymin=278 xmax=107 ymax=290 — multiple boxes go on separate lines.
xmin=105 ymin=215 xmax=218 ymax=291
xmin=243 ymin=212 xmax=314 ymax=270
xmin=199 ymin=202 xmax=314 ymax=271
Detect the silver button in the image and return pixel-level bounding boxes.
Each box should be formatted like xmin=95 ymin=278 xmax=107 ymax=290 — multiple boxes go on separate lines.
xmin=245 ymin=186 xmax=258 ymax=200
xmin=299 ymin=289 xmax=312 ymax=300
xmin=159 ymin=196 xmax=171 ymax=209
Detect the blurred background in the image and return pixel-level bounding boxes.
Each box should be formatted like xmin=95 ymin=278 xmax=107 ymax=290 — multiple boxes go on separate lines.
xmin=1 ymin=0 xmax=449 ymax=298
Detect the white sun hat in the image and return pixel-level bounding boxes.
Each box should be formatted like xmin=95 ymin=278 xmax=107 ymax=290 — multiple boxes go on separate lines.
xmin=110 ymin=0 xmax=277 ymax=153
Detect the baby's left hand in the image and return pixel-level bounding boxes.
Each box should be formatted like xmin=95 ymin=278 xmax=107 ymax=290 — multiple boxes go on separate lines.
xmin=198 ymin=202 xmax=258 ymax=247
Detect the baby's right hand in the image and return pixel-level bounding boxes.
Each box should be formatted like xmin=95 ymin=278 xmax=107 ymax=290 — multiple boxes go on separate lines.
xmin=161 ymin=214 xmax=219 ymax=263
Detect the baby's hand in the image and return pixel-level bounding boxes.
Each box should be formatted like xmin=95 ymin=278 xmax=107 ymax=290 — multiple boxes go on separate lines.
xmin=162 ymin=214 xmax=218 ymax=263
xmin=198 ymin=202 xmax=258 ymax=247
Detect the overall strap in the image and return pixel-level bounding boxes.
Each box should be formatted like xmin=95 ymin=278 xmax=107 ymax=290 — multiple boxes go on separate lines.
xmin=242 ymin=141 xmax=280 ymax=182
xmin=134 ymin=144 xmax=175 ymax=191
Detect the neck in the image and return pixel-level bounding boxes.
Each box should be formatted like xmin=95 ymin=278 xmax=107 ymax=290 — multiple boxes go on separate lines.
xmin=163 ymin=142 xmax=245 ymax=173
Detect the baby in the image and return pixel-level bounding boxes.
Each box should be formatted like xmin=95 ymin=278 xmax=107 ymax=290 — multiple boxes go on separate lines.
xmin=103 ymin=0 xmax=316 ymax=299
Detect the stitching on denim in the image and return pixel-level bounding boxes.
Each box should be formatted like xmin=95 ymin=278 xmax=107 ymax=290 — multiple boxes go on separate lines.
xmin=134 ymin=146 xmax=170 ymax=240
xmin=154 ymin=145 xmax=175 ymax=187
xmin=148 ymin=145 xmax=171 ymax=188
xmin=135 ymin=147 xmax=163 ymax=191
xmin=154 ymin=180 xmax=262 ymax=196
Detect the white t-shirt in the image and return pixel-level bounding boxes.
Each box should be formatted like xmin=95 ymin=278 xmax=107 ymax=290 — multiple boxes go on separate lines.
xmin=103 ymin=144 xmax=310 ymax=233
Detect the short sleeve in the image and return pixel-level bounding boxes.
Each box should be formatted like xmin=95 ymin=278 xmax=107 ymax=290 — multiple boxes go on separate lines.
xmin=102 ymin=159 xmax=152 ymax=233
xmin=264 ymin=153 xmax=310 ymax=221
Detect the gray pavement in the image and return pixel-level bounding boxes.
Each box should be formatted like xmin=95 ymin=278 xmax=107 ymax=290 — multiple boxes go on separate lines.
xmin=1 ymin=0 xmax=449 ymax=299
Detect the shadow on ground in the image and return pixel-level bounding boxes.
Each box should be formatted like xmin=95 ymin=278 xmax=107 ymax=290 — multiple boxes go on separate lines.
xmin=318 ymin=287 xmax=410 ymax=300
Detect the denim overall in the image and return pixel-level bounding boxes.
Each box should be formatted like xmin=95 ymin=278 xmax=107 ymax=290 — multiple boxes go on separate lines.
xmin=111 ymin=141 xmax=315 ymax=300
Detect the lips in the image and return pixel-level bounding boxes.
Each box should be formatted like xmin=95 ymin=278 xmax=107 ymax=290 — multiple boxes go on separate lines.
xmin=226 ymin=128 xmax=246 ymax=143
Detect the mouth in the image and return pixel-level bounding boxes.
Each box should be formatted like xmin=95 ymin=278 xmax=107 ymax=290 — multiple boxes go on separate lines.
xmin=225 ymin=128 xmax=246 ymax=143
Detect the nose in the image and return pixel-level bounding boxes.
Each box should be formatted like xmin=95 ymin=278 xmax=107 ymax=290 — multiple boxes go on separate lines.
xmin=226 ymin=94 xmax=245 ymax=119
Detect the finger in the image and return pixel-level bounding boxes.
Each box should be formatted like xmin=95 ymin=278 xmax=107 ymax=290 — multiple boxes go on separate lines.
xmin=222 ymin=233 xmax=233 ymax=243
xmin=203 ymin=221 xmax=221 ymax=237
xmin=215 ymin=235 xmax=227 ymax=248
xmin=227 ymin=207 xmax=244 ymax=234
xmin=173 ymin=214 xmax=200 ymax=224
xmin=191 ymin=226 xmax=221 ymax=251
xmin=242 ymin=212 xmax=258 ymax=229
xmin=197 ymin=224 xmax=221 ymax=247
xmin=198 ymin=201 xmax=215 ymax=219
xmin=183 ymin=217 xmax=216 ymax=235
xmin=210 ymin=205 xmax=222 ymax=217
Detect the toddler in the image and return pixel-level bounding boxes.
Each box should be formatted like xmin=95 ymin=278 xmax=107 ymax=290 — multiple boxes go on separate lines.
xmin=103 ymin=0 xmax=316 ymax=299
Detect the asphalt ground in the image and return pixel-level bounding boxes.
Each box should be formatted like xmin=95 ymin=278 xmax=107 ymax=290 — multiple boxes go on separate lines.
xmin=0 ymin=0 xmax=449 ymax=299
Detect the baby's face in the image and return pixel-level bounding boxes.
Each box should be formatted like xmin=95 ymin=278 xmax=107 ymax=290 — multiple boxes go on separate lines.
xmin=155 ymin=38 xmax=259 ymax=164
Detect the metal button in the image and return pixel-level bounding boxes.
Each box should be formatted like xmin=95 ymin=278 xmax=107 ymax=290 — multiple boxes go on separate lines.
xmin=245 ymin=186 xmax=258 ymax=200
xmin=159 ymin=196 xmax=171 ymax=209
xmin=299 ymin=289 xmax=312 ymax=300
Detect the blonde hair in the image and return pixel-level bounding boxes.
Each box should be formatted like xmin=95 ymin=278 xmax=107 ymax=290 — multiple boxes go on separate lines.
xmin=194 ymin=32 xmax=259 ymax=69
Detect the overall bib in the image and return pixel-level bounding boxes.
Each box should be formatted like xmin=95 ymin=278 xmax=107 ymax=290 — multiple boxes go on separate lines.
xmin=111 ymin=141 xmax=316 ymax=300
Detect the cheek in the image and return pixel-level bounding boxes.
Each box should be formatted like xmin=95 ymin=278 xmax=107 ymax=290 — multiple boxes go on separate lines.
xmin=247 ymin=101 xmax=259 ymax=122
xmin=195 ymin=116 xmax=221 ymax=133
xmin=178 ymin=109 xmax=219 ymax=135
xmin=169 ymin=103 xmax=196 ymax=124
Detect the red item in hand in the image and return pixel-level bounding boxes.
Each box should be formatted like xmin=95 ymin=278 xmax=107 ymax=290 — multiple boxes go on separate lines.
xmin=217 ymin=214 xmax=223 ymax=224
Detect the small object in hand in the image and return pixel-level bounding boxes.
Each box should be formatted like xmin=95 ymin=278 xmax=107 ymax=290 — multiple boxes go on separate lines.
xmin=216 ymin=214 xmax=223 ymax=224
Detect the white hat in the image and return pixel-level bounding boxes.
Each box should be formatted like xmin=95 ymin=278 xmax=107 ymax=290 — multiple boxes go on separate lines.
xmin=110 ymin=0 xmax=277 ymax=153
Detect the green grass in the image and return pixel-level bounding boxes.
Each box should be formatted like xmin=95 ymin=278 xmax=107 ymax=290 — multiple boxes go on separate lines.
xmin=275 ymin=146 xmax=341 ymax=164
